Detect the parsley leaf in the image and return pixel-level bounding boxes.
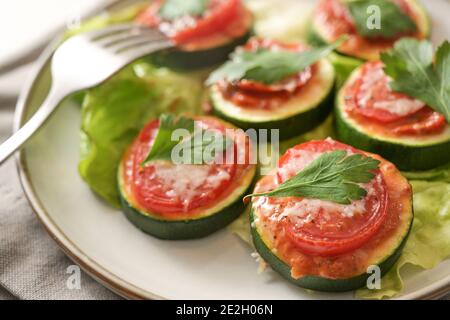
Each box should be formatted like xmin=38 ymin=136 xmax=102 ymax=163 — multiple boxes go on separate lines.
xmin=244 ymin=150 xmax=380 ymax=205
xmin=142 ymin=114 xmax=195 ymax=164
xmin=381 ymin=38 xmax=450 ymax=123
xmin=141 ymin=114 xmax=232 ymax=165
xmin=159 ymin=0 xmax=208 ymax=20
xmin=348 ymin=0 xmax=417 ymax=39
xmin=206 ymin=39 xmax=344 ymax=85
xmin=179 ymin=130 xmax=233 ymax=165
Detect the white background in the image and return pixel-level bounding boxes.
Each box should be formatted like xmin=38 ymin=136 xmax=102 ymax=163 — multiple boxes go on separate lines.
xmin=0 ymin=0 xmax=110 ymax=64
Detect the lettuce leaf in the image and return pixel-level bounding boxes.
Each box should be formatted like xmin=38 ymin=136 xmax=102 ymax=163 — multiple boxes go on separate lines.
xmin=79 ymin=63 xmax=203 ymax=207
xmin=356 ymin=180 xmax=450 ymax=299
xmin=328 ymin=53 xmax=363 ymax=89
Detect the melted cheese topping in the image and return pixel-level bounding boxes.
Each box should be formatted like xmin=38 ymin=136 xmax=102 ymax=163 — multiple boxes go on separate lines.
xmin=257 ymin=145 xmax=372 ymax=222
xmin=357 ymin=67 xmax=425 ymax=116
xmin=154 ymin=164 xmax=231 ymax=209
xmin=276 ymin=149 xmax=321 ymax=181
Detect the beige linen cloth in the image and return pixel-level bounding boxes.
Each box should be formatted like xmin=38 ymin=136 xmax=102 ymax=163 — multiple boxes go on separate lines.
xmin=0 ymin=66 xmax=120 ymax=300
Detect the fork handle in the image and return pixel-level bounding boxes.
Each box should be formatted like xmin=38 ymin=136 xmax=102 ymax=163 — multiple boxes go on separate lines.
xmin=0 ymin=87 xmax=68 ymax=165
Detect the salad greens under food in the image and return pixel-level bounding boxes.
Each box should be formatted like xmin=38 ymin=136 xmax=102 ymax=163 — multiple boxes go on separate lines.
xmin=72 ymin=0 xmax=450 ymax=299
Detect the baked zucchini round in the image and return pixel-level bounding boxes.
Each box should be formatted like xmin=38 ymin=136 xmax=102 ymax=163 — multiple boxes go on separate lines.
xmin=209 ymin=38 xmax=336 ymax=140
xmin=250 ymin=139 xmax=413 ymax=292
xmin=335 ymin=61 xmax=450 ymax=171
xmin=308 ymin=0 xmax=430 ymax=61
xmin=137 ymin=0 xmax=253 ymax=70
xmin=119 ymin=116 xmax=256 ymax=240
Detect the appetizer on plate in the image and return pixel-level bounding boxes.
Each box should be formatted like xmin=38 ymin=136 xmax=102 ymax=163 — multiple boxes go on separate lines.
xmin=68 ymin=0 xmax=450 ymax=299
xmin=137 ymin=0 xmax=253 ymax=69
xmin=308 ymin=0 xmax=430 ymax=60
xmin=248 ymin=139 xmax=413 ymax=292
xmin=336 ymin=39 xmax=450 ymax=171
xmin=118 ymin=114 xmax=256 ymax=239
xmin=207 ymin=38 xmax=336 ymax=140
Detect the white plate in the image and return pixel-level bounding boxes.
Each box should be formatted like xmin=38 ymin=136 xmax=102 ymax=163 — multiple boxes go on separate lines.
xmin=14 ymin=0 xmax=450 ymax=299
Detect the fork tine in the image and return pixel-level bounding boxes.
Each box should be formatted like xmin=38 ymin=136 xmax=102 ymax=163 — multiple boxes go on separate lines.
xmin=112 ymin=29 xmax=172 ymax=53
xmin=100 ymin=28 xmax=165 ymax=48
xmin=86 ymin=23 xmax=147 ymax=41
xmin=106 ymin=34 xmax=169 ymax=52
xmin=117 ymin=39 xmax=174 ymax=62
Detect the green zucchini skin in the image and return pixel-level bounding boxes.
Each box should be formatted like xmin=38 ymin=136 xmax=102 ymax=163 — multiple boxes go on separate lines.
xmin=149 ymin=31 xmax=252 ymax=71
xmin=250 ymin=209 xmax=412 ymax=292
xmin=120 ymin=184 xmax=253 ymax=240
xmin=335 ymin=108 xmax=450 ymax=171
xmin=211 ymin=83 xmax=335 ymax=141
xmin=335 ymin=64 xmax=450 ymax=172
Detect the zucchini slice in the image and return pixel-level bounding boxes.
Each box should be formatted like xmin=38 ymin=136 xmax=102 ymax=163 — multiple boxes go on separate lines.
xmin=210 ymin=59 xmax=336 ymax=140
xmin=308 ymin=0 xmax=431 ymax=61
xmin=118 ymin=116 xmax=257 ymax=240
xmin=250 ymin=139 xmax=413 ymax=292
xmin=119 ymin=172 xmax=255 ymax=240
xmin=335 ymin=64 xmax=450 ymax=171
xmin=251 ymin=210 xmax=411 ymax=292
xmin=137 ymin=0 xmax=254 ymax=70
xmin=149 ymin=31 xmax=252 ymax=71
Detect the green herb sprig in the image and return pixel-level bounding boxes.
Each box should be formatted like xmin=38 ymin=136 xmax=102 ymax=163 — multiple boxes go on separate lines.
xmin=159 ymin=0 xmax=208 ymax=20
xmin=244 ymin=150 xmax=380 ymax=205
xmin=206 ymin=39 xmax=344 ymax=86
xmin=142 ymin=114 xmax=232 ymax=165
xmin=347 ymin=0 xmax=417 ymax=39
xmin=381 ymin=38 xmax=450 ymax=123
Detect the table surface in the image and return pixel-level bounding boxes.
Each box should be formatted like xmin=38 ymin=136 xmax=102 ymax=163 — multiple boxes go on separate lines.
xmin=0 ymin=0 xmax=117 ymax=300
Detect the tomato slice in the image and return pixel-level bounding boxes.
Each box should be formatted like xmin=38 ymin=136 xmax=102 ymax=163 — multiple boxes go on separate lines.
xmin=345 ymin=61 xmax=446 ymax=135
xmin=316 ymin=0 xmax=414 ymax=39
xmin=136 ymin=0 xmax=250 ymax=47
xmin=218 ymin=38 xmax=315 ymax=109
xmin=392 ymin=108 xmax=447 ymax=135
xmin=354 ymin=62 xmax=426 ymax=122
xmin=123 ymin=117 xmax=247 ymax=216
xmin=260 ymin=139 xmax=389 ymax=257
xmin=314 ymin=0 xmax=422 ymax=59
xmin=315 ymin=0 xmax=355 ymax=39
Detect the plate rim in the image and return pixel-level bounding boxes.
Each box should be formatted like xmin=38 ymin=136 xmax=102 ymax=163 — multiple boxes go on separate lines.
xmin=13 ymin=0 xmax=162 ymax=300
xmin=12 ymin=0 xmax=450 ymax=301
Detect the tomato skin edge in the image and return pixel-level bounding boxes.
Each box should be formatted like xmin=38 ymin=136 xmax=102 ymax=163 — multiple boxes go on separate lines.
xmin=282 ymin=181 xmax=388 ymax=257
xmin=250 ymin=207 xmax=412 ymax=292
xmin=335 ymin=68 xmax=450 ymax=171
xmin=120 ymin=182 xmax=254 ymax=240
xmin=118 ymin=161 xmax=256 ymax=240
xmin=308 ymin=0 xmax=431 ymax=61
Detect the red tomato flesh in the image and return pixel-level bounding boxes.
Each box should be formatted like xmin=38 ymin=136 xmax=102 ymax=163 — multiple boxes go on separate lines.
xmin=313 ymin=0 xmax=423 ymax=59
xmin=136 ymin=0 xmax=252 ymax=49
xmin=256 ymin=139 xmax=388 ymax=257
xmin=345 ymin=62 xmax=446 ymax=136
xmin=218 ymin=38 xmax=315 ymax=110
xmin=122 ymin=117 xmax=251 ymax=217
xmin=252 ymin=139 xmax=412 ymax=279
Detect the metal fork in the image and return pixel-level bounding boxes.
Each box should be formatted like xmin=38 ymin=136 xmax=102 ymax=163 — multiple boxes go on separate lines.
xmin=0 ymin=24 xmax=173 ymax=165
